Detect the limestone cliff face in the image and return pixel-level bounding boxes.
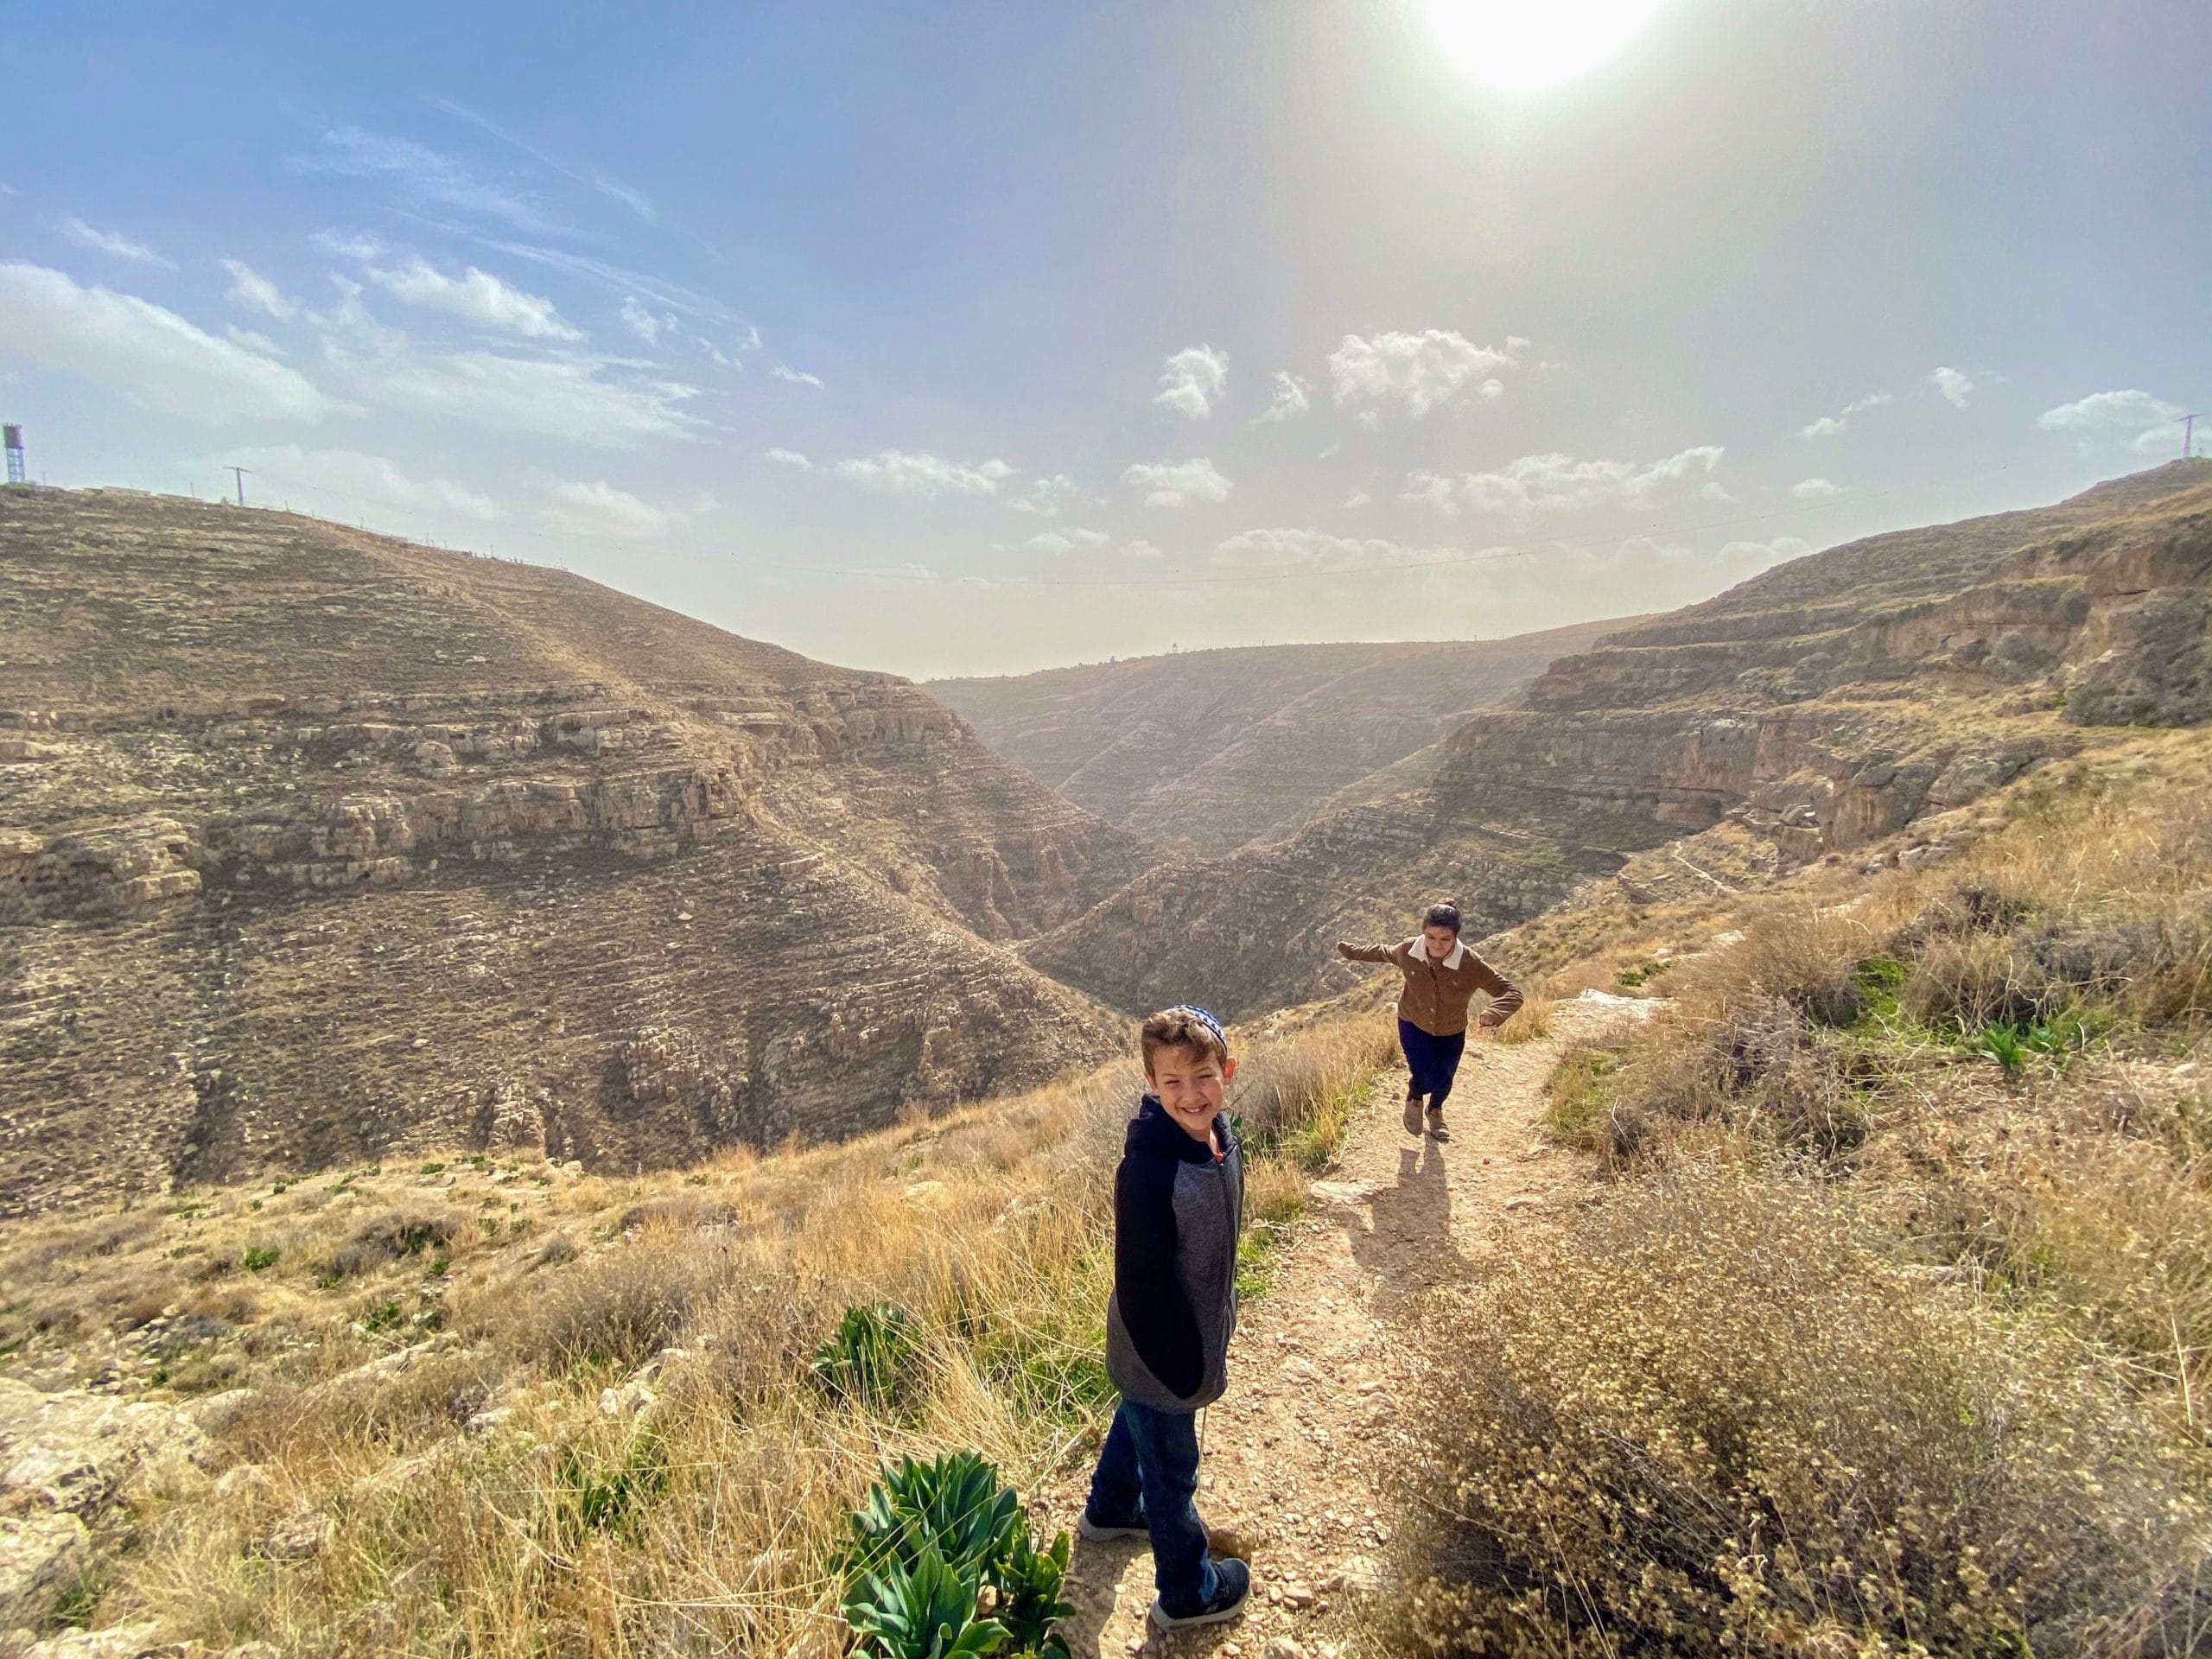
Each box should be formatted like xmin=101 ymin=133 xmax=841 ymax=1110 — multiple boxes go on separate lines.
xmin=0 ymin=489 xmax=1138 ymax=1215
xmin=1027 ymin=463 xmax=2212 ymax=1020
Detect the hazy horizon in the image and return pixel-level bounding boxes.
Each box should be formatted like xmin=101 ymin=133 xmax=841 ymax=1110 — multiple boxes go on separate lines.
xmin=3 ymin=2 xmax=2206 ymax=677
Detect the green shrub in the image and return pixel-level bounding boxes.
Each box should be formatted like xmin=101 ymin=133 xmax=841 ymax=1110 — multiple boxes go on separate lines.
xmin=840 ymin=1452 xmax=1071 ymax=1658
xmin=811 ymin=1302 xmax=918 ymax=1408
xmin=240 ymin=1246 xmax=280 ymax=1273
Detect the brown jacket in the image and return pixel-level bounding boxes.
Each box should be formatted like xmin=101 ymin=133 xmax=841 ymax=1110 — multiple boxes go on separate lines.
xmin=1341 ymin=937 xmax=1522 ymax=1037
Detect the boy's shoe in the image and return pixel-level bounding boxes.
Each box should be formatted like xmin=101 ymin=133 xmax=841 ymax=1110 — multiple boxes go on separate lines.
xmin=1152 ymin=1556 xmax=1251 ymax=1630
xmin=1425 ymin=1107 xmax=1451 ymax=1141
xmin=1402 ymin=1091 xmax=1426 ymax=1135
xmin=1076 ymin=1504 xmax=1147 ymax=1542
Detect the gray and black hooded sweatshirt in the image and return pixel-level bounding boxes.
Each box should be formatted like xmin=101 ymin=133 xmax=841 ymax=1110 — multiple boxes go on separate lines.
xmin=1103 ymin=1096 xmax=1244 ymax=1413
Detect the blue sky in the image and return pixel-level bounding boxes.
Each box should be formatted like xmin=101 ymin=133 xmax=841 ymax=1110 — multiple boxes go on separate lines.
xmin=3 ymin=1 xmax=2207 ymax=676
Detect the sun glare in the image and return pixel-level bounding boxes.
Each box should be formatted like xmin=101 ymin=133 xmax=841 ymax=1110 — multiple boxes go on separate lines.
xmin=1424 ymin=0 xmax=1667 ymax=96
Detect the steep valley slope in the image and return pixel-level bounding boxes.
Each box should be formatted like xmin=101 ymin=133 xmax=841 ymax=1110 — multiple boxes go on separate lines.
xmin=0 ymin=488 xmax=1149 ymax=1215
xmin=1021 ymin=461 xmax=2212 ymax=1020
xmin=933 ymin=617 xmax=1633 ymax=858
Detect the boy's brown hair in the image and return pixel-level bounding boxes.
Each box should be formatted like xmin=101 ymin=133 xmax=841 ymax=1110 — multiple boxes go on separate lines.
xmin=1139 ymin=1005 xmax=1230 ymax=1077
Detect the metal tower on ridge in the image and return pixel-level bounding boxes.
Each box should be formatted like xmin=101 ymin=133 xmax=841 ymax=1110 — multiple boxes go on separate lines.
xmin=2 ymin=425 xmax=23 ymax=486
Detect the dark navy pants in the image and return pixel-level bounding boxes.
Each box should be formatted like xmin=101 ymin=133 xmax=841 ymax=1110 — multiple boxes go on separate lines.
xmin=1086 ymin=1398 xmax=1217 ymax=1615
xmin=1399 ymin=1019 xmax=1467 ymax=1109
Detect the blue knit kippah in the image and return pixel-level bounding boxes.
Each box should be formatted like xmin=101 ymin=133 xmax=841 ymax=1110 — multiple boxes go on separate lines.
xmin=1168 ymin=1004 xmax=1228 ymax=1055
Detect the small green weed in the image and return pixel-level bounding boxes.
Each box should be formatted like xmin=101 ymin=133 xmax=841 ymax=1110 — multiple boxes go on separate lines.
xmin=241 ymin=1246 xmax=280 ymax=1273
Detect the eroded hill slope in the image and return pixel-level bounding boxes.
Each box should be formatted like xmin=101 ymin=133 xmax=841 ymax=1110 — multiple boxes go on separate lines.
xmin=0 ymin=489 xmax=1147 ymax=1214
xmin=1024 ymin=462 xmax=2212 ymax=1020
xmin=933 ymin=618 xmax=1631 ymax=858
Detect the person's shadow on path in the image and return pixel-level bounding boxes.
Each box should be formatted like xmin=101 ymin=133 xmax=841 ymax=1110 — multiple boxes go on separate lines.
xmin=1345 ymin=1136 xmax=1462 ymax=1319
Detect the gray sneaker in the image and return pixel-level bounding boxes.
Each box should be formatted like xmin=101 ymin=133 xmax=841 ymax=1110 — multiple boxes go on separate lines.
xmin=1152 ymin=1556 xmax=1251 ymax=1630
xmin=1076 ymin=1505 xmax=1147 ymax=1542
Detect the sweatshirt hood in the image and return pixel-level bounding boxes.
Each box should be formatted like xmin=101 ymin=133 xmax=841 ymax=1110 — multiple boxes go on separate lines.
xmin=1127 ymin=1094 xmax=1229 ymax=1162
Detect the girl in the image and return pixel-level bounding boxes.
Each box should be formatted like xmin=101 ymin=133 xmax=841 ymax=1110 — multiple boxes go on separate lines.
xmin=1338 ymin=900 xmax=1522 ymax=1139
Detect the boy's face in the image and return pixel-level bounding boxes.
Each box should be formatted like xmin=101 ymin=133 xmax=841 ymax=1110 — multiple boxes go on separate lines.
xmin=1422 ymin=924 xmax=1459 ymax=957
xmin=1146 ymin=1044 xmax=1238 ymax=1142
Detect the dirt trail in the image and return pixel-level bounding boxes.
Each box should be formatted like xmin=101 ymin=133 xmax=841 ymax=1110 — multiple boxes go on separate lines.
xmin=1050 ymin=997 xmax=1643 ymax=1658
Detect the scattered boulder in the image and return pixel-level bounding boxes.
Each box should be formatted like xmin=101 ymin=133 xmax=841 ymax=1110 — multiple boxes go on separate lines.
xmin=0 ymin=1511 xmax=88 ymax=1627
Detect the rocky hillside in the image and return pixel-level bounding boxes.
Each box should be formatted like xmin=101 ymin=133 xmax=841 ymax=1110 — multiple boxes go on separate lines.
xmin=1025 ymin=461 xmax=2212 ymax=1020
xmin=934 ymin=619 xmax=1632 ymax=858
xmin=0 ymin=488 xmax=1150 ymax=1216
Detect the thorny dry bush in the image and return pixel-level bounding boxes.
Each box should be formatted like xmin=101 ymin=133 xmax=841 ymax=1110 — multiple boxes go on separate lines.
xmin=1392 ymin=1169 xmax=2209 ymax=1659
xmin=0 ymin=1015 xmax=1390 ymax=1657
xmin=1402 ymin=754 xmax=2212 ymax=1656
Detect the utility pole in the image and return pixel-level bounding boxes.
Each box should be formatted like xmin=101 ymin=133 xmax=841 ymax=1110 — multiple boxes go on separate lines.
xmin=231 ymin=466 xmax=247 ymax=506
xmin=2185 ymin=412 xmax=2203 ymax=459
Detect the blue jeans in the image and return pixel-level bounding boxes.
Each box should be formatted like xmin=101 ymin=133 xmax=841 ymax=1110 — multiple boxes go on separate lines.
xmin=1085 ymin=1398 xmax=1216 ymax=1614
xmin=1400 ymin=1019 xmax=1467 ymax=1109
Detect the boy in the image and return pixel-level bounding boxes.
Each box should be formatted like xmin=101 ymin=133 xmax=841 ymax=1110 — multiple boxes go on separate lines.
xmin=1078 ymin=1004 xmax=1254 ymax=1630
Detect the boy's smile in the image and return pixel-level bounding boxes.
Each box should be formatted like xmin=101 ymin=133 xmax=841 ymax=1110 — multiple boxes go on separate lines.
xmin=1146 ymin=1047 xmax=1238 ymax=1142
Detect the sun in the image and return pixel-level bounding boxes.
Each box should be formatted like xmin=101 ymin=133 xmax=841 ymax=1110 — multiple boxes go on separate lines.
xmin=1423 ymin=0 xmax=1668 ymax=96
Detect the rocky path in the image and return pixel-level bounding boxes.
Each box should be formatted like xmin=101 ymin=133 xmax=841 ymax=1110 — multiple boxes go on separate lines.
xmin=1052 ymin=997 xmax=1641 ymax=1659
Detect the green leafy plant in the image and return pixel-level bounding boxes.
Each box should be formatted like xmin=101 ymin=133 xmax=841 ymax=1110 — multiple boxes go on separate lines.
xmin=812 ymin=1302 xmax=918 ymax=1408
xmin=839 ymin=1452 xmax=1071 ymax=1658
xmin=241 ymin=1246 xmax=280 ymax=1272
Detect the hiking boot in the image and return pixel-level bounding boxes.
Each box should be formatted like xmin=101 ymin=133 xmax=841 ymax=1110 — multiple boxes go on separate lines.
xmin=1425 ymin=1106 xmax=1451 ymax=1141
xmin=1152 ymin=1556 xmax=1251 ymax=1630
xmin=1076 ymin=1504 xmax=1147 ymax=1542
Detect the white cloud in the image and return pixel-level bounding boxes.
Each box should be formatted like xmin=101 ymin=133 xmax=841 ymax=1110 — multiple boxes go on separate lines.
xmin=1326 ymin=330 xmax=1523 ymax=419
xmin=1344 ymin=490 xmax=1371 ymax=509
xmin=209 ymin=445 xmax=505 ymax=521
xmin=1124 ymin=457 xmax=1234 ymax=507
xmin=1255 ymin=370 xmax=1311 ymax=423
xmin=1153 ymin=345 xmax=1230 ymax=418
xmin=1213 ymin=527 xmax=1443 ymax=569
xmin=429 ymin=98 xmax=657 ymax=224
xmin=1404 ymin=446 xmax=1728 ymax=516
xmin=2037 ymin=388 xmax=2184 ymax=433
xmin=311 ymin=229 xmax=385 ymax=261
xmin=772 ymin=364 xmax=825 ymax=388
xmin=620 ymin=296 xmax=676 ymax=345
xmin=1010 ymin=474 xmax=1083 ymax=516
xmin=226 ymin=326 xmax=284 ymax=356
xmin=1021 ymin=527 xmax=1111 ymax=556
xmin=832 ymin=449 xmax=1014 ymax=498
xmin=1791 ymin=477 xmax=1843 ymax=500
xmin=1798 ymin=391 xmax=1891 ymax=439
xmin=0 ymin=262 xmax=347 ymax=422
xmin=221 ymin=259 xmax=297 ymax=321
xmin=537 ymin=480 xmax=714 ymax=540
xmin=764 ymin=447 xmax=814 ymax=470
xmin=334 ymin=338 xmax=705 ymax=446
xmin=1121 ymin=539 xmax=1165 ymax=560
xmin=1928 ymin=366 xmax=1975 ymax=408
xmin=60 ymin=217 xmax=175 ymax=269
xmin=368 ymin=257 xmax=581 ymax=340
xmin=291 ymin=126 xmax=565 ymax=234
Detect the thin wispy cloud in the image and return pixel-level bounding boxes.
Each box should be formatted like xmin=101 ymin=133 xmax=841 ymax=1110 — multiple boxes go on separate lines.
xmin=1213 ymin=527 xmax=1443 ymax=569
xmin=772 ymin=365 xmax=825 ymax=388
xmin=1010 ymin=474 xmax=1083 ymax=516
xmin=211 ymin=444 xmax=505 ymax=520
xmin=61 ymin=216 xmax=176 ymax=269
xmin=0 ymin=261 xmax=348 ymax=421
xmin=538 ymin=479 xmax=713 ymax=538
xmin=1799 ymin=391 xmax=1891 ymax=439
xmin=764 ymin=447 xmax=813 ymax=469
xmin=429 ymin=97 xmax=657 ymax=223
xmin=221 ymin=259 xmax=298 ymax=321
xmin=290 ymin=125 xmax=568 ymax=235
xmin=480 ymin=239 xmax=751 ymax=335
xmin=368 ymin=257 xmax=582 ymax=340
xmin=1021 ymin=527 xmax=1110 ymax=556
xmin=620 ymin=296 xmax=676 ymax=345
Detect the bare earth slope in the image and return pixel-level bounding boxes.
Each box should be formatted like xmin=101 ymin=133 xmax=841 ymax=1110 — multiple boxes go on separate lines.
xmin=0 ymin=488 xmax=1149 ymax=1215
xmin=1024 ymin=462 xmax=2212 ymax=1020
xmin=933 ymin=618 xmax=1632 ymax=858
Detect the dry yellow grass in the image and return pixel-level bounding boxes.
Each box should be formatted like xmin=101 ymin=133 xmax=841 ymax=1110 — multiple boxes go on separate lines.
xmin=0 ymin=1015 xmax=1391 ymax=1656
